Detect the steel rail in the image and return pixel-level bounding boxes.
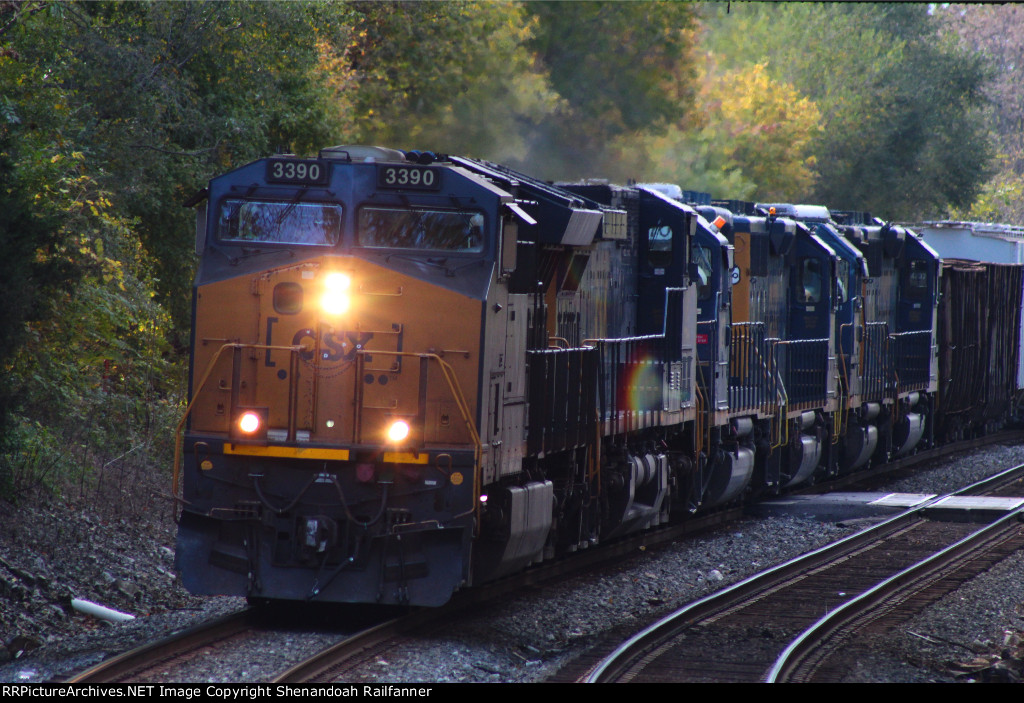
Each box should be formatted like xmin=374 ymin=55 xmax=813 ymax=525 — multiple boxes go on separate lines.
xmin=956 ymin=461 xmax=1024 ymax=496
xmin=63 ymin=609 xmax=253 ymax=683
xmin=582 ymin=507 xmax=928 ymax=683
xmin=582 ymin=460 xmax=1024 ymax=683
xmin=271 ymin=615 xmax=415 ymax=683
xmin=766 ymin=505 xmax=1024 ymax=682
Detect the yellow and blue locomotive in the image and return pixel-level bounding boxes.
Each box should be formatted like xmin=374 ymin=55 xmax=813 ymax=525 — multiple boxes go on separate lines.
xmin=177 ymin=146 xmax=535 ymax=605
xmin=177 ymin=146 xmax=708 ymax=605
xmin=175 ymin=146 xmax=1021 ymax=607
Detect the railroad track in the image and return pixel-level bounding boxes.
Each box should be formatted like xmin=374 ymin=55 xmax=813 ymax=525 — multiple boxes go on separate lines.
xmin=579 ymin=463 xmax=1024 ymax=683
xmin=64 ymin=436 xmax=1024 ymax=684
xmin=65 ymin=610 xmax=256 ymax=683
xmin=61 ymin=604 xmax=401 ymax=684
xmin=767 ymin=506 xmax=1024 ymax=682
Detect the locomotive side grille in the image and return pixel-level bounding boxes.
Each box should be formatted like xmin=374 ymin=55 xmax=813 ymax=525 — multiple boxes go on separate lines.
xmin=861 ymin=321 xmax=890 ymax=400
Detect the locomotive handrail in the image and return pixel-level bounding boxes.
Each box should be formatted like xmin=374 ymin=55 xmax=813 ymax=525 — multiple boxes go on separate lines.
xmin=693 ymin=320 xmax=718 ymax=416
xmin=889 ymin=329 xmax=933 ymax=394
xmin=767 ymin=338 xmax=788 ymax=449
xmin=581 ymin=333 xmax=666 ymax=346
xmin=861 ymin=321 xmax=890 ymax=401
xmin=585 ymin=334 xmax=673 ymax=436
xmin=693 ymin=377 xmax=706 ymax=466
xmin=836 ymin=321 xmax=855 ymax=442
xmin=172 ymin=342 xmax=306 ymax=511
xmin=772 ymin=336 xmax=831 ymax=411
xmin=352 ymin=349 xmax=481 ymax=451
xmin=729 ymin=322 xmax=776 ymax=415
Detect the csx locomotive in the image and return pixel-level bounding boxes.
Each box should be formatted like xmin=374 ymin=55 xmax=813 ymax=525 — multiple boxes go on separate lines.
xmin=174 ymin=146 xmax=1023 ymax=606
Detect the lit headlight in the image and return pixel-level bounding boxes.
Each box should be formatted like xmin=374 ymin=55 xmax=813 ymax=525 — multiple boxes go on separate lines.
xmin=325 ymin=272 xmax=351 ymax=290
xmin=321 ymin=290 xmax=350 ymax=315
xmin=231 ymin=407 xmax=269 ymax=441
xmin=238 ymin=411 xmax=262 ymax=434
xmin=321 ymin=272 xmax=352 ymax=315
xmin=386 ymin=420 xmax=410 ymax=443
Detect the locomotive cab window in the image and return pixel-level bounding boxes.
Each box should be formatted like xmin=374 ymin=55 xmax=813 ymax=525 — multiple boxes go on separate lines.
xmin=217 ymin=199 xmax=342 ymax=246
xmin=797 ymin=257 xmax=823 ymax=304
xmin=836 ymin=258 xmax=850 ymax=304
xmin=358 ymin=207 xmax=485 ymax=252
xmin=693 ymin=243 xmax=714 ymax=301
xmin=646 ymin=222 xmax=674 ymax=269
xmin=906 ymin=259 xmax=930 ymax=300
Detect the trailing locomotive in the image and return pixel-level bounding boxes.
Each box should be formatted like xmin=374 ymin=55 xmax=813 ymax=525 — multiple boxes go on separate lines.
xmin=174 ymin=146 xmax=1023 ymax=607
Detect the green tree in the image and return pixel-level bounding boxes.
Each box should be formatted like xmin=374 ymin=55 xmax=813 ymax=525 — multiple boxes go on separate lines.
xmin=517 ymin=0 xmax=699 ymax=179
xmin=700 ymin=2 xmax=993 ymax=218
xmin=637 ymin=62 xmax=822 ymax=201
xmin=937 ymin=4 xmax=1024 ymax=225
xmin=335 ymin=1 xmax=558 ymax=164
xmin=56 ymin=1 xmax=351 ymax=334
xmin=0 ymin=1 xmax=332 ymax=495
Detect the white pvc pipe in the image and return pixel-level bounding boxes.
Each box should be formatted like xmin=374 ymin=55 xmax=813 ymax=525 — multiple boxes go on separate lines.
xmin=71 ymin=598 xmax=135 ymax=623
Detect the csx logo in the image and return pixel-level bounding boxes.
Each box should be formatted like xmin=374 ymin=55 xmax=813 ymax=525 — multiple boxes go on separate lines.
xmin=265 ymin=317 xmax=374 ymax=365
xmin=290 ymin=328 xmax=374 ymax=362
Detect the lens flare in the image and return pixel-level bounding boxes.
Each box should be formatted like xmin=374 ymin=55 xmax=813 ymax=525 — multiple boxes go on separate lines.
xmin=620 ymin=351 xmax=661 ymax=415
xmin=325 ymin=272 xmax=351 ymax=290
xmin=321 ymin=290 xmax=350 ymax=315
xmin=321 ymin=273 xmax=352 ymax=315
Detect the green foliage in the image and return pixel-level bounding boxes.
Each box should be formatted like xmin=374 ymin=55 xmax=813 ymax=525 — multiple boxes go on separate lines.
xmin=0 ymin=137 xmax=177 ymax=499
xmin=949 ymin=167 xmax=1024 ymax=225
xmin=700 ymin=2 xmax=994 ymax=218
xmin=53 ymin=1 xmax=352 ymax=333
xmin=524 ymin=1 xmax=696 ymax=134
xmin=936 ymin=4 xmax=1024 ymax=225
xmin=515 ymin=0 xmax=699 ymax=179
xmin=337 ymin=1 xmax=558 ymax=163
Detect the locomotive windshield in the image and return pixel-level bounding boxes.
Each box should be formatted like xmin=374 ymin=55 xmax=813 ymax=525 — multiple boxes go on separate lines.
xmin=646 ymin=222 xmax=674 ymax=268
xmin=693 ymin=243 xmax=714 ymax=301
xmin=358 ymin=207 xmax=484 ymax=252
xmin=798 ymin=257 xmax=823 ymax=304
xmin=906 ymin=259 xmax=930 ymax=300
xmin=217 ymin=199 xmax=342 ymax=246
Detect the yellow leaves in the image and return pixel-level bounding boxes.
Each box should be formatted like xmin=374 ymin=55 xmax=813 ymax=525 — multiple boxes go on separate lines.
xmin=628 ymin=59 xmax=822 ymax=202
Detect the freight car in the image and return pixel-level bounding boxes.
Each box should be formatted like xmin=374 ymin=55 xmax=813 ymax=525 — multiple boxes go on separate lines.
xmin=174 ymin=147 xmax=1023 ymax=607
xmin=913 ymin=221 xmax=1024 ymax=439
